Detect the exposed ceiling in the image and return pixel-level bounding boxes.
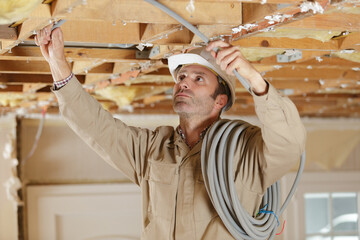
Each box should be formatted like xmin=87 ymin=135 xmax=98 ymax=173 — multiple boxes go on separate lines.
xmin=0 ymin=0 xmax=359 ymax=117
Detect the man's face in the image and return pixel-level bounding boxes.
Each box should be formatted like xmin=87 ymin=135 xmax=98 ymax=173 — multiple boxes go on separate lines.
xmin=172 ymin=65 xmax=220 ymax=116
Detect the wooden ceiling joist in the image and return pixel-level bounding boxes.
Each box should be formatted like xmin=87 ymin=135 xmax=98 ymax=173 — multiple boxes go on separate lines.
xmin=53 ymin=0 xmax=243 ymax=25
xmin=0 ymin=0 xmax=358 ymax=118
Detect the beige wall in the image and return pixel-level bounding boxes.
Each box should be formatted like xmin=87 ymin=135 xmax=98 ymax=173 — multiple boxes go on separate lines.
xmin=0 ymin=116 xmax=18 ymax=240
xmin=20 ymin=114 xmax=180 ymax=184
xmin=20 ymin=115 xmax=360 ymax=184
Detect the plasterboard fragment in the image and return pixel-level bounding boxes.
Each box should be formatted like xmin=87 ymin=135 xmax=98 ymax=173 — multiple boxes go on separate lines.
xmin=232 ymin=24 xmax=258 ymax=34
xmin=300 ymin=1 xmax=324 ymax=14
xmin=4 ymin=176 xmax=22 ymax=206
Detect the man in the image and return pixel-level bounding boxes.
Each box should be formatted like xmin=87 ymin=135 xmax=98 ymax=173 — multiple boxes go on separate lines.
xmin=36 ymin=25 xmax=306 ymax=239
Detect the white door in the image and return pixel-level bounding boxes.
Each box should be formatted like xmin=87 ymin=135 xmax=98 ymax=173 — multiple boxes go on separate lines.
xmin=27 ymin=183 xmax=142 ymax=240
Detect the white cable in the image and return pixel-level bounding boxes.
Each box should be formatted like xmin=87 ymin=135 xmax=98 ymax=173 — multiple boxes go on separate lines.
xmin=22 ymin=111 xmax=46 ymax=166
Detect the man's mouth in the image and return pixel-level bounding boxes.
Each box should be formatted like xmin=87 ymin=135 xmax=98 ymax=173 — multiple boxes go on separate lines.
xmin=175 ymin=93 xmax=190 ymax=98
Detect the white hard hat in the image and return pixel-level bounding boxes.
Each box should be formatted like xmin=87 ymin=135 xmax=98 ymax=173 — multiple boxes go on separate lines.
xmin=168 ymin=47 xmax=236 ymax=111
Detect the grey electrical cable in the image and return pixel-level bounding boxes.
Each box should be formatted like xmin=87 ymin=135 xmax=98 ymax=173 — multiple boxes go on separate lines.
xmin=144 ymin=0 xmax=251 ymax=92
xmin=144 ymin=1 xmax=306 ymax=239
xmin=201 ymin=119 xmax=305 ymax=239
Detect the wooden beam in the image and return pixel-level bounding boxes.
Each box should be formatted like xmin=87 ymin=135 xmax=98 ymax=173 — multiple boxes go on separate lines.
xmin=0 ymin=25 xmax=17 ymax=40
xmin=0 ymin=46 xmax=139 ymax=62
xmin=141 ymin=24 xmax=193 ymax=44
xmin=0 ymin=60 xmax=50 ymax=74
xmin=191 ymin=25 xmax=233 ymax=44
xmin=263 ymin=67 xmax=359 ymax=81
xmin=258 ymin=55 xmax=360 ymax=67
xmin=284 ymin=13 xmax=360 ymax=32
xmin=23 ymin=83 xmax=48 ymax=93
xmin=339 ymin=32 xmax=360 ymax=51
xmin=231 ymin=0 xmax=330 ymax=40
xmin=61 ymin=20 xmax=140 ymax=44
xmin=72 ymin=60 xmax=107 ymax=74
xmin=0 ymin=73 xmax=85 ymax=83
xmin=233 ymin=36 xmax=340 ymax=50
xmin=52 ymin=0 xmax=242 ymax=25
xmin=242 ymin=3 xmax=278 ymax=24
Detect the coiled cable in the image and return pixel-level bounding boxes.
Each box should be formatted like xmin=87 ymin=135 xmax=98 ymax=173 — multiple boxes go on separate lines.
xmin=201 ymin=119 xmax=305 ymax=239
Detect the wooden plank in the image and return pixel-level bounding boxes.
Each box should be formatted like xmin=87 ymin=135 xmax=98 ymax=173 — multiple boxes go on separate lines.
xmin=231 ymin=0 xmax=330 ymax=40
xmin=72 ymin=60 xmax=107 ymax=74
xmin=232 ymin=36 xmax=340 ymax=50
xmin=141 ymin=24 xmax=193 ymax=44
xmin=85 ymin=74 xmax=112 ymax=85
xmin=339 ymin=32 xmax=360 ymax=51
xmin=0 ymin=40 xmax=14 ymax=51
xmin=17 ymin=4 xmax=52 ymax=40
xmin=284 ymin=13 xmax=360 ymax=32
xmin=258 ymin=55 xmax=360 ymax=67
xmin=23 ymin=83 xmax=48 ymax=93
xmin=149 ymin=45 xmax=190 ymax=59
xmin=263 ymin=67 xmax=360 ymax=80
xmin=61 ymin=20 xmax=140 ymax=44
xmin=0 ymin=73 xmax=85 ymax=83
xmin=0 ymin=60 xmax=51 ymax=74
xmin=0 ymin=85 xmax=23 ymax=92
xmin=0 ymin=46 xmax=139 ymax=62
xmin=191 ymin=25 xmax=233 ymax=44
xmin=242 ymin=3 xmax=278 ymax=24
xmin=53 ymin=0 xmax=242 ymax=25
xmin=113 ymin=63 xmax=136 ymax=74
xmin=0 ymin=25 xmax=17 ymax=40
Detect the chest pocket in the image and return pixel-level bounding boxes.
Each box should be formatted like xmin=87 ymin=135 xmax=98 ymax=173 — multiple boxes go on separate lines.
xmin=194 ymin=168 xmax=218 ymax=222
xmin=145 ymin=161 xmax=178 ymax=220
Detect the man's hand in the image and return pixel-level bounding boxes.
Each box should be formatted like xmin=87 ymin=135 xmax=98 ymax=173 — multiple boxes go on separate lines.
xmin=35 ymin=25 xmax=71 ymax=82
xmin=206 ymin=40 xmax=268 ymax=95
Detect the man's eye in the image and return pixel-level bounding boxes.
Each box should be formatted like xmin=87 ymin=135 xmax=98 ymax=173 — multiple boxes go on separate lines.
xmin=196 ymin=76 xmax=204 ymax=82
xmin=178 ymin=74 xmax=186 ymax=81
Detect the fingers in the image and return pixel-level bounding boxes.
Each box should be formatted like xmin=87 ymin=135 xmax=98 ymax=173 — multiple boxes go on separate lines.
xmin=35 ymin=24 xmax=54 ymax=46
xmin=206 ymin=40 xmax=230 ymax=52
xmin=207 ymin=41 xmax=245 ymax=74
xmin=50 ymin=28 xmax=64 ymax=47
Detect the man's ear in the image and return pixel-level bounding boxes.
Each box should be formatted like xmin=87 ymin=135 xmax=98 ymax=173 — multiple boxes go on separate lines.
xmin=214 ymin=94 xmax=228 ymax=110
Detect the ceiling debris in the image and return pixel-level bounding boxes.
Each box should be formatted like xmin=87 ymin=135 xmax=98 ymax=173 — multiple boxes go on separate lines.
xmin=0 ymin=0 xmax=359 ymax=118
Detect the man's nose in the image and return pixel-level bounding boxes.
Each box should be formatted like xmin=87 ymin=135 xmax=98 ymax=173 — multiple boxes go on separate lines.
xmin=178 ymin=77 xmax=190 ymax=89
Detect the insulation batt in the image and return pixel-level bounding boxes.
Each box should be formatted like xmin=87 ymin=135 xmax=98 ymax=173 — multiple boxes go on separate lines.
xmin=0 ymin=0 xmax=42 ymax=24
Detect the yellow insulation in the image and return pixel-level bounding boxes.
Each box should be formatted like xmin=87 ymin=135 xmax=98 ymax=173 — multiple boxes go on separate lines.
xmin=0 ymin=0 xmax=43 ymax=24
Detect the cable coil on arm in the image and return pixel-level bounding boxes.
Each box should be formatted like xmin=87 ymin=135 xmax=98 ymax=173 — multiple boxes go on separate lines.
xmin=201 ymin=119 xmax=305 ymax=240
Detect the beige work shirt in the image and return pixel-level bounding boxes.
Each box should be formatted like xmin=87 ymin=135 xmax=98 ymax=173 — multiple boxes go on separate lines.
xmin=54 ymin=76 xmax=306 ymax=240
